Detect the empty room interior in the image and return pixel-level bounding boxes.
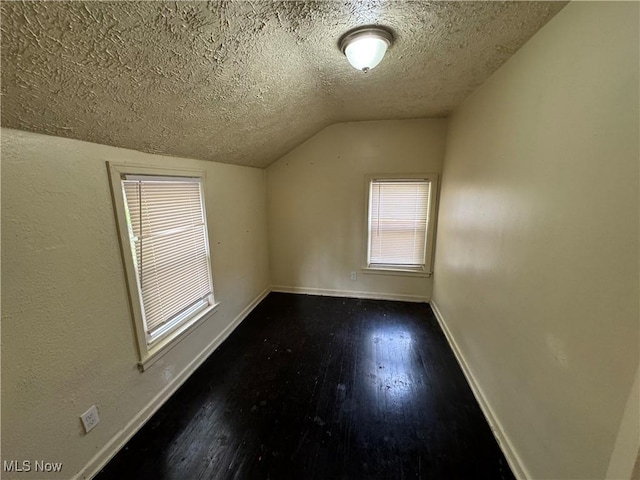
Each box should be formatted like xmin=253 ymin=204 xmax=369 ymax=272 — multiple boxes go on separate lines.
xmin=1 ymin=1 xmax=639 ymax=479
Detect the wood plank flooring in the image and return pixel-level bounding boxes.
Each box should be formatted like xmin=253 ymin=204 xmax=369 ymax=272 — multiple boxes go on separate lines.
xmin=96 ymin=293 xmax=514 ymax=479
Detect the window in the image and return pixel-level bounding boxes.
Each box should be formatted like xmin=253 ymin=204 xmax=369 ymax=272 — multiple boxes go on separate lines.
xmin=108 ymin=163 xmax=218 ymax=370
xmin=364 ymin=174 xmax=438 ymax=276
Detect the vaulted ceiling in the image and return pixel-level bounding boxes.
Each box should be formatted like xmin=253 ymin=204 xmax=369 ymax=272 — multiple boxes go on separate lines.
xmin=1 ymin=1 xmax=566 ymax=168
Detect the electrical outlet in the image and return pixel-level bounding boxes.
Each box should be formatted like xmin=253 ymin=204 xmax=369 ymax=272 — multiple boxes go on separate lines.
xmin=80 ymin=405 xmax=100 ymax=434
xmin=350 ymin=271 xmax=357 ymax=281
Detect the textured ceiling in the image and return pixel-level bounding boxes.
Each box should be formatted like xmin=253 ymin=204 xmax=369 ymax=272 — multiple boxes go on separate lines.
xmin=1 ymin=1 xmax=566 ymax=168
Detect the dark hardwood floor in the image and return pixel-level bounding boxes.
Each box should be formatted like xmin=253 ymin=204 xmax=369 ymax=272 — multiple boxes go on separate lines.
xmin=96 ymin=293 xmax=514 ymax=480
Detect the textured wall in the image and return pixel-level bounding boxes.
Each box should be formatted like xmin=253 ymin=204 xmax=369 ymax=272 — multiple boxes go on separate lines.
xmin=268 ymin=119 xmax=447 ymax=301
xmin=1 ymin=128 xmax=270 ymax=479
xmin=1 ymin=1 xmax=564 ymax=167
xmin=433 ymin=2 xmax=639 ymax=478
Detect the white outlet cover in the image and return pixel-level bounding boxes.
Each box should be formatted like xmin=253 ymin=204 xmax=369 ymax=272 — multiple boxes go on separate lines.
xmin=81 ymin=405 xmax=100 ymax=434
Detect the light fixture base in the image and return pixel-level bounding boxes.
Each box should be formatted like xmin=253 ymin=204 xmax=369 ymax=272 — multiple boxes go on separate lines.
xmin=339 ymin=26 xmax=394 ymax=55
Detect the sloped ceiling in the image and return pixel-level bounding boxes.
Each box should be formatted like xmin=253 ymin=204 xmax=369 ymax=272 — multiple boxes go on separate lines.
xmin=1 ymin=1 xmax=566 ymax=168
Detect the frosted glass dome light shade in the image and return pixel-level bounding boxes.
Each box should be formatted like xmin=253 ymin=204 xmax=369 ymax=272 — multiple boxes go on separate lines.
xmin=340 ymin=27 xmax=393 ymax=73
xmin=345 ymin=37 xmax=388 ymax=71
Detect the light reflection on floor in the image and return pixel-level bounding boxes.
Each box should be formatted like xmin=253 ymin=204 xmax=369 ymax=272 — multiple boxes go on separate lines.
xmin=366 ymin=327 xmax=425 ymax=412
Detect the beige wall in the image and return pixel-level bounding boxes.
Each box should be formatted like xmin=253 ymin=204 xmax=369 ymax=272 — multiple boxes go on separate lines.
xmin=267 ymin=119 xmax=447 ymax=302
xmin=433 ymin=2 xmax=639 ymax=479
xmin=1 ymin=129 xmax=270 ymax=479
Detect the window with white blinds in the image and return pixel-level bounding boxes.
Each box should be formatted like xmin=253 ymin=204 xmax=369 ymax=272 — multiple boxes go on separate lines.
xmin=367 ymin=179 xmax=431 ymax=268
xmin=121 ymin=175 xmax=214 ymax=346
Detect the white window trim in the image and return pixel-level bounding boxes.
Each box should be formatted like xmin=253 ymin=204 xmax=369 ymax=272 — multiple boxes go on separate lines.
xmin=361 ymin=173 xmax=439 ymax=278
xmin=107 ymin=162 xmax=219 ymax=371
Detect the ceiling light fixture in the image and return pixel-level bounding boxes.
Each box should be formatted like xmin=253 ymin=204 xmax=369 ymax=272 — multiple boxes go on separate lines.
xmin=339 ymin=26 xmax=393 ymax=73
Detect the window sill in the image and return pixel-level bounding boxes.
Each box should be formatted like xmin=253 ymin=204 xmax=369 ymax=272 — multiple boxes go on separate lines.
xmin=361 ymin=266 xmax=432 ymax=278
xmin=137 ymin=302 xmax=220 ymax=372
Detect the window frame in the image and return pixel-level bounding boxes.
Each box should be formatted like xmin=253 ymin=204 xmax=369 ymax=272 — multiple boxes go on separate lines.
xmin=362 ymin=173 xmax=439 ymax=278
xmin=107 ymin=162 xmax=219 ymax=371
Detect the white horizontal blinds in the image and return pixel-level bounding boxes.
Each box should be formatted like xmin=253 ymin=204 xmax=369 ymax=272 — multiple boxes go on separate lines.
xmin=122 ymin=176 xmax=213 ymax=343
xmin=369 ymin=179 xmax=431 ymax=266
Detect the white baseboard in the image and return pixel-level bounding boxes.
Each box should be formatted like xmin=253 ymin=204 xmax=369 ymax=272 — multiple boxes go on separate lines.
xmin=75 ymin=287 xmax=271 ymax=480
xmin=430 ymin=300 xmax=528 ymax=480
xmin=271 ymin=285 xmax=429 ymax=303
